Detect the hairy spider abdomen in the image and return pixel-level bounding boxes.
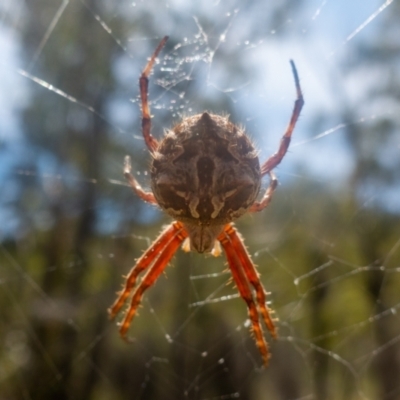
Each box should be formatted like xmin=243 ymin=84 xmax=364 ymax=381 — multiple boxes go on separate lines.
xmin=151 ymin=112 xmax=261 ymax=252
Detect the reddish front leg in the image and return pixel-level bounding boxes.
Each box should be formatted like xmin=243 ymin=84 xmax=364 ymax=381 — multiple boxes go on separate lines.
xmin=222 ymin=224 xmax=277 ymax=338
xmin=218 ymin=224 xmax=271 ymax=366
xmin=118 ymin=224 xmax=188 ymax=337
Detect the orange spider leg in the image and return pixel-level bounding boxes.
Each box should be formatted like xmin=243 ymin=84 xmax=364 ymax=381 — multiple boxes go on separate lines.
xmin=108 ymin=221 xmax=185 ymax=320
xmin=249 ymin=171 xmax=278 ymax=213
xmin=260 ymin=60 xmax=304 ymax=176
xmin=139 ymin=36 xmax=169 ymax=153
xmin=222 ymin=224 xmax=277 ymax=339
xmin=218 ymin=225 xmax=270 ymax=366
xmin=123 ymin=156 xmax=157 ymax=204
xmin=118 ymin=222 xmax=188 ymax=338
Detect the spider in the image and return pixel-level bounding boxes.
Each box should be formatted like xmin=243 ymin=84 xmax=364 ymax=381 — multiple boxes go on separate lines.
xmin=109 ymin=36 xmax=304 ymax=366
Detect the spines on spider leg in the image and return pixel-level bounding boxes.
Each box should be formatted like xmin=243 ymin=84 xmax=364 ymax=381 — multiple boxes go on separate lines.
xmin=246 ymin=299 xmax=271 ymax=367
xmin=223 ymin=224 xmax=278 ymax=339
xmin=218 ymin=226 xmax=271 ymax=366
xmin=118 ymin=223 xmax=188 ymax=338
xmin=108 ymin=222 xmax=184 ymax=320
xmin=230 ymin=261 xmax=271 ymax=366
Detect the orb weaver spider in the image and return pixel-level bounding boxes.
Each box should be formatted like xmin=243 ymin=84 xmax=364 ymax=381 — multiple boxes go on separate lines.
xmin=109 ymin=36 xmax=304 ymax=366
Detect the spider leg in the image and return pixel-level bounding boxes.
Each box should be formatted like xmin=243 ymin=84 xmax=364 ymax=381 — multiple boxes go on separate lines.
xmin=123 ymin=156 xmax=157 ymax=204
xmin=139 ymin=36 xmax=169 ymax=153
xmin=249 ymin=171 xmax=278 ymax=213
xmin=222 ymin=224 xmax=277 ymax=339
xmin=218 ymin=225 xmax=271 ymax=366
xmin=108 ymin=221 xmax=185 ymax=320
xmin=118 ymin=222 xmax=188 ymax=338
xmin=260 ymin=60 xmax=304 ymax=176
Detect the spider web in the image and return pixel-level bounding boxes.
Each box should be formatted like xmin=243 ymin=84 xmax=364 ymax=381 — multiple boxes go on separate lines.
xmin=1 ymin=0 xmax=400 ymax=399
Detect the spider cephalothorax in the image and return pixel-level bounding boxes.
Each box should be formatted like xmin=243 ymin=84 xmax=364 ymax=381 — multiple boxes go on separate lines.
xmin=151 ymin=112 xmax=261 ymax=253
xmin=109 ymin=36 xmax=304 ymax=366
